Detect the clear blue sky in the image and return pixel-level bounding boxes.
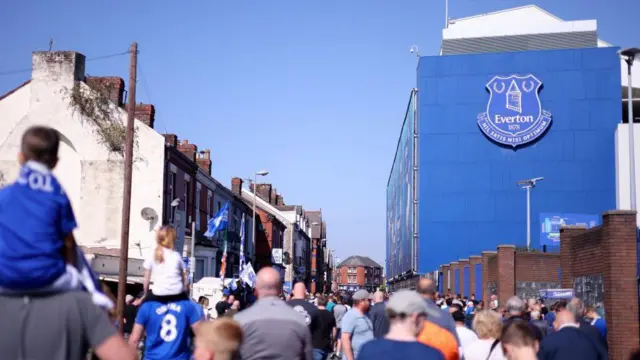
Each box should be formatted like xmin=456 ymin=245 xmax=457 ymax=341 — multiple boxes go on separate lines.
xmin=1 ymin=0 xmax=638 ymax=266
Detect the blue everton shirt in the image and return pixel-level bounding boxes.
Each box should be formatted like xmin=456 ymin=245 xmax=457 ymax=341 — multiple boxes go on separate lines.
xmin=0 ymin=161 xmax=77 ymax=289
xmin=136 ymin=300 xmax=202 ymax=360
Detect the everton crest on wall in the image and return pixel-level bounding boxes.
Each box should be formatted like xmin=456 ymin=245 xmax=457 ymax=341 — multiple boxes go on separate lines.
xmin=477 ymin=74 xmax=552 ymax=148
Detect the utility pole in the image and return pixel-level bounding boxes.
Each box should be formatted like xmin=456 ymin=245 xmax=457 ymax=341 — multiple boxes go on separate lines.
xmin=116 ymin=42 xmax=138 ymax=331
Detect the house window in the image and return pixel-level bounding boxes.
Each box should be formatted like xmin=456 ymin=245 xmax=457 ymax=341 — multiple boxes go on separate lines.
xmin=195 ymin=183 xmax=201 ymax=231
xmin=217 ymin=201 xmax=221 ymax=213
xmin=168 ymin=172 xmax=176 ymax=222
xmin=206 ymin=190 xmax=212 ymax=218
xmin=184 ymin=177 xmax=191 ymax=221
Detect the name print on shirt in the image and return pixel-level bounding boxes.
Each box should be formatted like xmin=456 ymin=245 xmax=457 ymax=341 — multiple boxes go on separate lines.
xmin=17 ymin=169 xmax=54 ymax=193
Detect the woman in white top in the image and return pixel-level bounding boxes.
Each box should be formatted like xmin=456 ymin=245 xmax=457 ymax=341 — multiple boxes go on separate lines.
xmin=464 ymin=310 xmax=507 ymax=360
xmin=142 ymin=226 xmax=188 ymax=303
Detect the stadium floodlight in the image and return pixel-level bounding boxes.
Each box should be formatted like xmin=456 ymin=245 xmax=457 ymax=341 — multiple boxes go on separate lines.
xmin=517 ymin=177 xmax=544 ymax=249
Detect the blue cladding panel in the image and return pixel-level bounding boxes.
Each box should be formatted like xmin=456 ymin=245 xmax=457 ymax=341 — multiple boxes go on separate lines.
xmin=387 ymin=93 xmax=416 ymax=279
xmin=417 ymin=47 xmax=621 ymax=272
xmin=463 ymin=266 xmax=470 ymax=297
xmin=454 ymin=269 xmax=460 ymax=294
xmin=475 ymin=264 xmax=483 ymax=300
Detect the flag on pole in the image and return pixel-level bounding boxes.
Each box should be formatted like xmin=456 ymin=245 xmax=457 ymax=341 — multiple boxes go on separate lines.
xmin=240 ymin=262 xmax=257 ymax=287
xmin=239 ymin=214 xmax=246 ymax=274
xmin=204 ymin=201 xmax=229 ymax=239
xmin=219 ymin=229 xmax=228 ymax=279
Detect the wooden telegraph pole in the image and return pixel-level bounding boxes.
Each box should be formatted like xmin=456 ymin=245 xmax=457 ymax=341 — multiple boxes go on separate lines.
xmin=116 ymin=42 xmax=138 ymax=331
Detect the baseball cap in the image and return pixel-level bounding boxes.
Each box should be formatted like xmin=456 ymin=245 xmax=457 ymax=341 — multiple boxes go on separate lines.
xmin=386 ymin=290 xmax=428 ymax=315
xmin=352 ymin=289 xmax=372 ymax=301
xmin=125 ymin=295 xmax=134 ymax=304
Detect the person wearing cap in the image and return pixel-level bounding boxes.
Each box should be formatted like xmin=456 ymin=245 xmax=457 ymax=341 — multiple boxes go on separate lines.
xmin=340 ymin=289 xmax=373 ymax=360
xmin=357 ymin=290 xmax=444 ymax=359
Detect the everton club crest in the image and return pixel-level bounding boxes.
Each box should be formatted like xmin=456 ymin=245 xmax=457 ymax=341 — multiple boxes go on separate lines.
xmin=477 ymin=74 xmax=552 ymax=147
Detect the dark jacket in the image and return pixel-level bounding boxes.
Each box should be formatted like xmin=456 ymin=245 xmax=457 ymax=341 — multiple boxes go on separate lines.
xmin=531 ymin=319 xmax=549 ymax=338
xmin=368 ymin=302 xmax=389 ymax=339
xmin=539 ymin=325 xmax=608 ymax=360
xmin=579 ymin=319 xmax=608 ymax=350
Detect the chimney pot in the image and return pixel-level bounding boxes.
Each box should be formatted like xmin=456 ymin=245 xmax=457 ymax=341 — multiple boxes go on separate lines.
xmin=195 ymin=149 xmax=212 ymax=175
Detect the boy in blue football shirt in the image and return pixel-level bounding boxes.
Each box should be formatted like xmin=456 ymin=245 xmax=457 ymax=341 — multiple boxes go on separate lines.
xmin=0 ymin=126 xmax=84 ymax=293
xmin=129 ymin=298 xmax=202 ymax=360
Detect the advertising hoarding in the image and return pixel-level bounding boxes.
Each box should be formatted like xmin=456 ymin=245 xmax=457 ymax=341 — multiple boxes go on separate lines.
xmin=386 ymin=90 xmax=416 ymax=279
xmin=539 ymin=213 xmax=600 ymax=246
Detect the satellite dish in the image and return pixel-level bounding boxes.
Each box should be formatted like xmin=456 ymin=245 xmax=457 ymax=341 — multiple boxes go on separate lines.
xmin=171 ymin=198 xmax=181 ymax=207
xmin=141 ymin=207 xmax=159 ymax=231
xmin=141 ymin=207 xmax=158 ymax=221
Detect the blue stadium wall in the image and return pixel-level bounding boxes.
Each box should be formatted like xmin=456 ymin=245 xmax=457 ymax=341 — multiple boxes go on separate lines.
xmin=416 ymin=47 xmax=622 ymax=273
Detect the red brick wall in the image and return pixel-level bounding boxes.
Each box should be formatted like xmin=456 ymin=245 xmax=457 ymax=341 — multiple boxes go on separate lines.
xmin=254 ymin=209 xmax=273 ymax=269
xmin=450 ymin=262 xmax=459 ymax=295
xmin=459 ymin=259 xmax=469 ymax=296
xmin=356 ymin=267 xmax=365 ymax=286
xmin=339 ymin=267 xmax=347 ymax=285
xmin=496 ymin=245 xmax=516 ymax=306
xmin=442 ymin=264 xmax=451 ymax=293
xmin=560 ymin=211 xmax=639 ymax=359
xmin=515 ymin=252 xmax=561 ymax=282
xmin=560 ymin=226 xmax=603 ymax=287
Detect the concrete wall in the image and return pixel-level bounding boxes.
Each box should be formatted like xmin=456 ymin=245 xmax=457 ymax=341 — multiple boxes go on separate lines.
xmin=0 ymin=52 xmax=164 ymax=260
xmin=615 ymin=123 xmax=640 ymax=225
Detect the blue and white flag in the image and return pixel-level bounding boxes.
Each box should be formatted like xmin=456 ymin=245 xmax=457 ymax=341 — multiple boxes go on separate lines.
xmin=240 ymin=262 xmax=257 ymax=288
xmin=204 ymin=201 xmax=229 ymax=239
xmin=239 ymin=214 xmax=246 ymax=274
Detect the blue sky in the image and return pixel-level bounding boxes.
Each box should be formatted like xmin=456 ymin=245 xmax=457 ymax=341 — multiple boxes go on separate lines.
xmin=1 ymin=0 xmax=638 ymax=267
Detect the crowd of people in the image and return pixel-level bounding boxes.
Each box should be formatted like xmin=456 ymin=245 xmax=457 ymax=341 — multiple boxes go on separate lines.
xmin=1 ymin=126 xmax=640 ymax=360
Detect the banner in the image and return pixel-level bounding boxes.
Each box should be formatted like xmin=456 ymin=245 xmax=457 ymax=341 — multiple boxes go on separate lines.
xmin=240 ymin=262 xmax=257 ymax=288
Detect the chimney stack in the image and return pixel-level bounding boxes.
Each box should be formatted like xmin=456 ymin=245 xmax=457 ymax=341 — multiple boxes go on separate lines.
xmin=269 ymin=189 xmax=277 ymax=205
xmin=133 ymin=103 xmax=156 ymax=128
xmin=276 ymin=194 xmax=285 ymax=206
xmin=86 ymin=76 xmax=125 ymax=107
xmin=196 ymin=149 xmax=212 ymax=175
xmin=31 ymin=51 xmax=85 ymax=107
xmin=177 ymin=139 xmax=197 ymax=162
xmin=163 ymin=134 xmax=178 ymax=147
xmin=231 ymin=177 xmax=243 ymax=196
xmin=255 ymin=184 xmax=272 ymax=203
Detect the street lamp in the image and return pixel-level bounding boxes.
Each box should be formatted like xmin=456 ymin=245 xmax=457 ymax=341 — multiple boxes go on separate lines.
xmin=516 ymin=177 xmax=544 ymax=249
xmin=620 ymin=48 xmax=640 ymax=210
xmin=251 ymin=170 xmax=269 ymax=266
